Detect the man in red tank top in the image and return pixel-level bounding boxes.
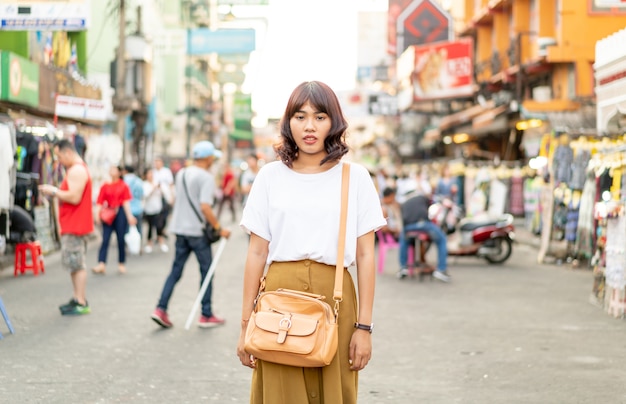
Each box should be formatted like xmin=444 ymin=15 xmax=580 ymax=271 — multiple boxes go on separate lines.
xmin=39 ymin=139 xmax=93 ymax=315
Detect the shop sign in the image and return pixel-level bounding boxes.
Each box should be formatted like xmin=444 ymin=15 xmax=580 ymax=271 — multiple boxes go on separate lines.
xmin=187 ymin=28 xmax=255 ymax=55
xmin=0 ymin=0 xmax=90 ymax=31
xmin=409 ymin=38 xmax=474 ymax=101
xmin=55 ymin=95 xmax=106 ymax=122
xmin=230 ymin=93 xmax=253 ymax=143
xmin=39 ymin=64 xmax=102 ymax=113
xmin=589 ymin=0 xmax=626 ymax=14
xmin=396 ymin=0 xmax=453 ymax=58
xmin=0 ymin=51 xmax=39 ymax=107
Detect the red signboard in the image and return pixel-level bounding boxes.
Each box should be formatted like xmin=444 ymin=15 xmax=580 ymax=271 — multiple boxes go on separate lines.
xmin=396 ymin=0 xmax=453 ymax=58
xmin=388 ymin=0 xmax=414 ymax=55
xmin=410 ymin=39 xmax=474 ymax=101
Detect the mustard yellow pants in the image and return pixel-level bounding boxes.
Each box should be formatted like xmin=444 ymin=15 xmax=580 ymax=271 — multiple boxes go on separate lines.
xmin=250 ymin=260 xmax=358 ymax=404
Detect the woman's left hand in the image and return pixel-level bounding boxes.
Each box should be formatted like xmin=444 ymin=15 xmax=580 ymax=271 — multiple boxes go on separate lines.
xmin=349 ymin=329 xmax=372 ymax=371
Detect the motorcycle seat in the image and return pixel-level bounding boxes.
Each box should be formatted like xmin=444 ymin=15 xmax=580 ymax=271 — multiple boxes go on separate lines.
xmin=460 ymin=219 xmax=503 ymax=232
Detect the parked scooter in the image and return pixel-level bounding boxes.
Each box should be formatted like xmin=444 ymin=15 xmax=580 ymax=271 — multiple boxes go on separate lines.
xmin=424 ymin=197 xmax=515 ymax=264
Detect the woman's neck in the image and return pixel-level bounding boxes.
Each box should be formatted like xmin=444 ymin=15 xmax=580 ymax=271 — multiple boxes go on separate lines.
xmin=291 ymin=156 xmax=337 ymax=174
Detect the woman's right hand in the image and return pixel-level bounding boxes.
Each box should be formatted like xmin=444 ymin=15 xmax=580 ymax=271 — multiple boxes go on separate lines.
xmin=237 ymin=323 xmax=256 ymax=369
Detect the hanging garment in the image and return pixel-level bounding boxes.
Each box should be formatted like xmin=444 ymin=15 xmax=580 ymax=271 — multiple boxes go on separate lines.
xmin=564 ymin=201 xmax=579 ymax=242
xmin=552 ymin=145 xmax=574 ymax=184
xmin=0 ymin=124 xmax=14 ymax=210
xmin=569 ymin=149 xmax=591 ymax=190
xmin=509 ymin=174 xmax=524 ymax=216
xmin=575 ymin=169 xmax=597 ymax=259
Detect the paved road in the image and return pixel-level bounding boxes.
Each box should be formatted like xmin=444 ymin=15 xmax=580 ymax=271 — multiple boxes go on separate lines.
xmin=1 ymin=228 xmax=625 ymax=403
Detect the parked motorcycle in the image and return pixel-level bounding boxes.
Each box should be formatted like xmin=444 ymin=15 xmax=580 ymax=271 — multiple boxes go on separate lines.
xmin=418 ymin=197 xmax=515 ymax=264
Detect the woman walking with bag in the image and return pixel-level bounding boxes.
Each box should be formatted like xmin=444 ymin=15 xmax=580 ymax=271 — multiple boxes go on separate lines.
xmin=93 ymin=165 xmax=137 ymax=274
xmin=236 ymin=81 xmax=386 ymax=403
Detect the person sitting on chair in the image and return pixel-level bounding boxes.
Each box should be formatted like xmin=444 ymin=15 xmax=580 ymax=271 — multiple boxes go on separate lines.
xmin=398 ymin=193 xmax=451 ymax=283
xmin=380 ymin=187 xmax=402 ymax=241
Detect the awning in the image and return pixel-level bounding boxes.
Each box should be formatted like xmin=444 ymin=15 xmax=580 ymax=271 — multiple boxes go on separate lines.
xmin=438 ymin=101 xmax=494 ymax=131
xmin=521 ymin=104 xmax=596 ymax=135
xmin=546 ymin=108 xmax=596 ymax=135
xmin=522 ymin=99 xmax=580 ymax=113
xmin=472 ymin=105 xmax=508 ymax=130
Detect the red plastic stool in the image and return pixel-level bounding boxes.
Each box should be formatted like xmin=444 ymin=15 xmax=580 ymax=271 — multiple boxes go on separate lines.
xmin=14 ymin=241 xmax=45 ymax=277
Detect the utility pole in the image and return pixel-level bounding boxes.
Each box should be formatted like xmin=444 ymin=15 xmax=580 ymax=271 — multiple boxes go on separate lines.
xmin=113 ymin=0 xmax=128 ymax=163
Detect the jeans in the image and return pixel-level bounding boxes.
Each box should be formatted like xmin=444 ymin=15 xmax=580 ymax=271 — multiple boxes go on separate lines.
xmin=399 ymin=220 xmax=448 ymax=272
xmin=157 ymin=235 xmax=215 ymax=317
xmin=98 ymin=209 xmax=128 ymax=264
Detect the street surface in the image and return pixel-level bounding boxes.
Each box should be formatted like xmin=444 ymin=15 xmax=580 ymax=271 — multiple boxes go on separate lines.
xmin=1 ymin=227 xmax=625 ymax=403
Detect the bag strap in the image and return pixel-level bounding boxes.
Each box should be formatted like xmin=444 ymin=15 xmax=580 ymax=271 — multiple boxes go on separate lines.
xmin=333 ymin=163 xmax=350 ymax=309
xmin=182 ymin=170 xmax=204 ymax=225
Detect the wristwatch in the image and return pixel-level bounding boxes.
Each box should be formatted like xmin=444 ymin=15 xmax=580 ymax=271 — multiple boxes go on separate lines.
xmin=354 ymin=322 xmax=374 ymax=333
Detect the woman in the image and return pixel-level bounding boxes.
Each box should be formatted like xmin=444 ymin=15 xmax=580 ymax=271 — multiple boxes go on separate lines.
xmin=236 ymin=81 xmax=386 ymax=403
xmin=93 ymin=165 xmax=137 ymax=274
xmin=142 ymin=167 xmax=166 ymax=253
xmin=434 ymin=162 xmax=457 ymax=200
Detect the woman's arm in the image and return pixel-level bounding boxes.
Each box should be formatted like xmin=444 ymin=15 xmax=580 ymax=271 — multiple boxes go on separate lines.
xmin=237 ymin=233 xmax=269 ymax=369
xmin=350 ymin=230 xmax=376 ymax=371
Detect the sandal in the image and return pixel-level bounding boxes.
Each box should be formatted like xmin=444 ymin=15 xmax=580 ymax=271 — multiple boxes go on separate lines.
xmin=118 ymin=265 xmax=126 ymax=274
xmin=91 ymin=265 xmax=106 ymax=274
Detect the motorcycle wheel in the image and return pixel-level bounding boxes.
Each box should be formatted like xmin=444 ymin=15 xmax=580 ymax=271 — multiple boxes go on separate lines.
xmin=484 ymin=237 xmax=513 ymax=264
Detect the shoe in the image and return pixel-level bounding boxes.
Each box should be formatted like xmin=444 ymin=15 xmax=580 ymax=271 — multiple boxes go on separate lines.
xmin=397 ymin=268 xmax=409 ymax=279
xmin=151 ymin=308 xmax=173 ymax=328
xmin=198 ymin=315 xmax=225 ymax=328
xmin=59 ymin=298 xmax=90 ymax=315
xmin=433 ymin=271 xmax=452 ymax=283
xmin=144 ymin=245 xmax=153 ymax=254
xmin=159 ymin=244 xmax=169 ymax=253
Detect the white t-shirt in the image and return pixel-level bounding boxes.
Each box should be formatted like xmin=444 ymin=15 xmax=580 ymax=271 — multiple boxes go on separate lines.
xmin=240 ymin=161 xmax=386 ymax=268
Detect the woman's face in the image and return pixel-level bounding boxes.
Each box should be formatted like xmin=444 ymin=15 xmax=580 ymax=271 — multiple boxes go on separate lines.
xmin=145 ymin=169 xmax=153 ymax=181
xmin=110 ymin=166 xmax=121 ymax=180
xmin=290 ymin=101 xmax=332 ymax=159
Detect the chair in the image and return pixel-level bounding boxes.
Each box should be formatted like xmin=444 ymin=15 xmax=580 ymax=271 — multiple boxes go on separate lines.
xmin=14 ymin=241 xmax=45 ymax=277
xmin=376 ymin=231 xmax=414 ymax=275
xmin=0 ymin=296 xmax=15 ymax=339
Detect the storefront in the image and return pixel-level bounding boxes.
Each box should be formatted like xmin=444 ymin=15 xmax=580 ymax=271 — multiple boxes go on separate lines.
xmin=588 ymin=27 xmax=626 ymax=318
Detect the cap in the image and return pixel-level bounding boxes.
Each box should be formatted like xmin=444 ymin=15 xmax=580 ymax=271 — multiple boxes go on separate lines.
xmin=192 ymin=141 xmax=222 ymax=159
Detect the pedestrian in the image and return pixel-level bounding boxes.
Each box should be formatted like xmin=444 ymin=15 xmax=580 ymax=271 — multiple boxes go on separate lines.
xmin=216 ymin=163 xmax=237 ymax=223
xmin=142 ymin=167 xmax=165 ymax=253
xmin=236 ymin=81 xmax=386 ymax=403
xmin=380 ymin=186 xmax=402 ymax=240
xmin=92 ymin=165 xmax=137 ymax=275
xmin=239 ymin=153 xmax=259 ymax=207
xmin=39 ymin=139 xmax=93 ymax=315
xmin=153 ymin=156 xmax=174 ymax=252
xmin=151 ymin=141 xmax=231 ymax=329
xmin=398 ymin=193 xmax=451 ymax=282
xmin=434 ymin=162 xmax=458 ymax=200
xmin=122 ymin=165 xmax=144 ymax=237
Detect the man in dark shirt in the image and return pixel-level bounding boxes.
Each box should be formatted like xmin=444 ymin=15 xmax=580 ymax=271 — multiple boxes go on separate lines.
xmin=399 ymin=194 xmax=451 ymax=282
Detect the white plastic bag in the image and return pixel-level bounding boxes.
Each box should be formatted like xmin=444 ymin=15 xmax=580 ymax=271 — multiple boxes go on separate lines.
xmin=125 ymin=226 xmax=141 ymax=255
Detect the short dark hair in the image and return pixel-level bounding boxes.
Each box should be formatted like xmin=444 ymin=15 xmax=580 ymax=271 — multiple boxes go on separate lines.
xmin=383 ymin=187 xmax=396 ymax=198
xmin=124 ymin=165 xmax=135 ymax=174
xmin=55 ymin=139 xmax=75 ymax=152
xmin=275 ymin=81 xmax=349 ymax=168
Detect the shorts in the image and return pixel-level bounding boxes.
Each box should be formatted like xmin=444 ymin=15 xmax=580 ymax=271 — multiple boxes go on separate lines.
xmin=61 ymin=234 xmax=88 ymax=273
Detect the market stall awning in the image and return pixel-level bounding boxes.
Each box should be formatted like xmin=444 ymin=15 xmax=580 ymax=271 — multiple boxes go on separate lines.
xmin=438 ymin=101 xmax=494 ymax=131
xmin=546 ymin=107 xmax=596 ymax=135
xmin=472 ymin=105 xmax=508 ymax=130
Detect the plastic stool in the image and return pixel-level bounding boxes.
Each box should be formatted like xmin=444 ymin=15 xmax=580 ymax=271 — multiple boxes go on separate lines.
xmin=0 ymin=296 xmax=15 ymax=339
xmin=14 ymin=241 xmax=45 ymax=276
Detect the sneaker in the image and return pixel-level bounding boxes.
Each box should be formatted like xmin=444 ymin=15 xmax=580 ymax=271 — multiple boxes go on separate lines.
xmin=159 ymin=244 xmax=169 ymax=253
xmin=433 ymin=270 xmax=452 ymax=283
xmin=151 ymin=308 xmax=173 ymax=328
xmin=198 ymin=315 xmax=225 ymax=328
xmin=59 ymin=298 xmax=90 ymax=315
xmin=397 ymin=268 xmax=410 ymax=279
xmin=144 ymin=245 xmax=153 ymax=254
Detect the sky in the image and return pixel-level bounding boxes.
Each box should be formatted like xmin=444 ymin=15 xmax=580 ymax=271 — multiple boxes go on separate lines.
xmin=225 ymin=0 xmax=387 ymax=125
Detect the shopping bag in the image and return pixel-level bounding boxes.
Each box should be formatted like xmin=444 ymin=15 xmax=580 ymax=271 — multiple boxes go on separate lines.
xmin=125 ymin=225 xmax=141 ymax=255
